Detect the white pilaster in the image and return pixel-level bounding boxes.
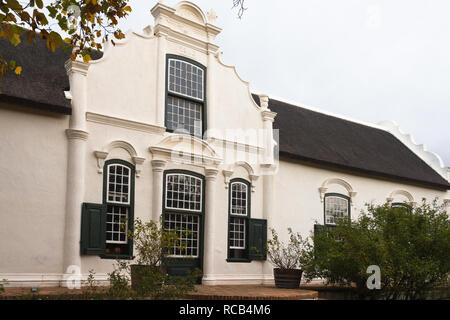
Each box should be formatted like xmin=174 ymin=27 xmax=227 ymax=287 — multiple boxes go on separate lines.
xmin=206 ymin=45 xmax=217 ymax=138
xmin=155 ymin=32 xmax=168 ymax=128
xmin=151 ymin=159 xmax=167 ymax=223
xmin=202 ymin=167 xmax=219 ymax=285
xmin=63 ymin=58 xmax=90 ymax=278
xmin=261 ymin=164 xmax=276 ymax=283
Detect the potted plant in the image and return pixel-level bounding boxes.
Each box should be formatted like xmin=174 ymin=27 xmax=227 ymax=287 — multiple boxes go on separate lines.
xmin=266 ymin=228 xmax=307 ymax=289
xmin=127 ymin=217 xmax=181 ymax=293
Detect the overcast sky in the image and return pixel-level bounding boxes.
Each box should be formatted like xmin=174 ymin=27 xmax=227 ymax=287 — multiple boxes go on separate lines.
xmin=119 ymin=0 xmax=450 ymax=166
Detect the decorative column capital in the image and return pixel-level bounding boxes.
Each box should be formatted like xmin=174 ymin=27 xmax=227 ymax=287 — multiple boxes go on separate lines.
xmin=261 ymin=110 xmax=277 ymax=123
xmin=151 ymin=159 xmax=167 ymax=173
xmin=66 ymin=129 xmax=89 ymax=141
xmin=205 ymin=167 xmax=219 ymax=181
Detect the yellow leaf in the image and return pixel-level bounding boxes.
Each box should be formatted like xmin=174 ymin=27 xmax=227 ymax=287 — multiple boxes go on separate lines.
xmin=14 ymin=66 xmax=22 ymax=75
xmin=83 ymin=54 xmax=92 ymax=63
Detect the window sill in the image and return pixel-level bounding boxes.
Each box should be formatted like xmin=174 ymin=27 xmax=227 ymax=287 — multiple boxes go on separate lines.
xmin=226 ymin=258 xmax=252 ymax=263
xmin=100 ymin=254 xmax=134 ymax=260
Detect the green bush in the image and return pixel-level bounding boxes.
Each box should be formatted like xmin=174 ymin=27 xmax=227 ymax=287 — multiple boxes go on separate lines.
xmin=106 ymin=217 xmax=199 ymax=300
xmin=300 ymin=199 xmax=450 ymax=300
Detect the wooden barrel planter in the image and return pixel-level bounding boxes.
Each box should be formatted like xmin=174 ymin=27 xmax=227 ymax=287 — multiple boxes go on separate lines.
xmin=273 ymin=268 xmax=303 ymax=289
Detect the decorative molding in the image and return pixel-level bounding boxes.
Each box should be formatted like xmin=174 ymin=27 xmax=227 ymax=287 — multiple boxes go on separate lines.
xmin=319 ymin=178 xmax=356 ymax=203
xmin=93 ymin=151 xmax=108 ymax=173
xmin=149 ymin=134 xmax=222 ymax=167
xmin=94 ymin=140 xmax=146 ymax=177
xmin=65 ymin=129 xmax=89 ymax=141
xmin=387 ymin=189 xmax=415 ymax=205
xmin=222 ymin=169 xmax=233 ymax=188
xmin=86 ymin=112 xmax=166 ymax=135
xmin=132 ymin=156 xmax=146 ymax=177
xmin=378 ymin=120 xmax=448 ymax=181
xmin=258 ymin=94 xmax=269 ymax=110
xmin=206 ymin=137 xmax=264 ymax=153
xmin=222 ymin=162 xmax=259 ymax=192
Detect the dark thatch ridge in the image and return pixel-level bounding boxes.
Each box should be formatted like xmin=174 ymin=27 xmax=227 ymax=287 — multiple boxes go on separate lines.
xmin=253 ymin=94 xmax=450 ymax=190
xmin=0 ymin=31 xmax=102 ymax=114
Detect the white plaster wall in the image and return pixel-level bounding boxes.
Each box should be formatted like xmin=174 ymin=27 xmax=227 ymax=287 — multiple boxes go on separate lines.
xmin=86 ymin=33 xmax=158 ymax=124
xmin=0 ymin=105 xmax=68 ymax=274
xmin=272 ymin=158 xmax=449 ymax=243
xmin=212 ymin=58 xmax=263 ymax=135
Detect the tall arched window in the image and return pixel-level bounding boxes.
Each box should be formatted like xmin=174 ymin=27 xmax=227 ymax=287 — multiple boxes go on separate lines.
xmin=103 ymin=159 xmax=135 ymax=258
xmin=166 ymin=55 xmax=206 ymax=137
xmin=324 ymin=193 xmax=350 ymax=226
xmin=228 ymin=179 xmax=251 ymax=261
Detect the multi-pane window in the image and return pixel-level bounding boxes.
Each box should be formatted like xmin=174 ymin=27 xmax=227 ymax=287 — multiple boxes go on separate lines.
xmin=107 ymin=164 xmax=130 ymax=204
xmin=164 ymin=213 xmax=199 ymax=257
xmin=166 ymin=56 xmax=205 ymax=137
xmin=324 ymin=194 xmax=350 ymax=225
xmin=163 ymin=172 xmax=204 ymax=259
xmin=166 ymin=96 xmax=202 ymax=137
xmin=231 ymin=182 xmax=248 ymax=215
xmin=229 ymin=217 xmax=246 ymax=249
xmin=168 ymin=59 xmax=204 ymax=100
xmin=165 ymin=173 xmax=202 ymax=212
xmin=228 ymin=180 xmax=250 ymax=260
xmin=104 ymin=161 xmax=134 ymax=257
xmin=106 ymin=205 xmax=128 ymax=244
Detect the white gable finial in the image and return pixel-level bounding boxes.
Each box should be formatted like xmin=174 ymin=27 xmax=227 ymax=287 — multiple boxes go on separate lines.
xmin=207 ymin=9 xmax=218 ymax=24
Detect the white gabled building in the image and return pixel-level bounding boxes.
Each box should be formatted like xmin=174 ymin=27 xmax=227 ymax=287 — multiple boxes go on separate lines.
xmin=0 ymin=1 xmax=448 ymax=287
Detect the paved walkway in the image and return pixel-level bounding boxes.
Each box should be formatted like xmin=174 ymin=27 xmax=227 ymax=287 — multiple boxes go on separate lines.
xmin=1 ymin=285 xmax=318 ymax=300
xmin=187 ymin=285 xmax=318 ymax=300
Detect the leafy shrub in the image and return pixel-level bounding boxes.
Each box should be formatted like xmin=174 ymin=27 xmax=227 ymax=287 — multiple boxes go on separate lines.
xmin=300 ymin=199 xmax=450 ymax=300
xmin=266 ymin=228 xmax=308 ymax=270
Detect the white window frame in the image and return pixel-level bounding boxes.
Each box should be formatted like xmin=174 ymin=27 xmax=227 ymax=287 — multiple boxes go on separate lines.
xmin=106 ymin=163 xmax=131 ymax=205
xmin=324 ymin=194 xmax=350 ymax=226
xmin=229 ymin=217 xmax=246 ymax=249
xmin=165 ymin=173 xmax=203 ymax=213
xmin=165 ymin=212 xmax=200 ymax=258
xmin=168 ymin=58 xmax=204 ymax=101
xmin=230 ymin=181 xmax=248 ymax=216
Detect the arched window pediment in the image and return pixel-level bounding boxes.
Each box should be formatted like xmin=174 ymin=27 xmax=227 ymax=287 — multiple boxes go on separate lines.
xmin=319 ymin=178 xmax=356 ymax=203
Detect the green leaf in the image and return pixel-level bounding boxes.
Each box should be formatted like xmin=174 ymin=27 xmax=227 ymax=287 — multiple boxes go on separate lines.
xmin=35 ymin=0 xmax=44 ymax=9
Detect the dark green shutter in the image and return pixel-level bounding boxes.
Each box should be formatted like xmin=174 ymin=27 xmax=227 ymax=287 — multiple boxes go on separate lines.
xmin=314 ymin=224 xmax=325 ymax=237
xmin=80 ymin=203 xmax=106 ymax=255
xmin=248 ymin=218 xmax=267 ymax=260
